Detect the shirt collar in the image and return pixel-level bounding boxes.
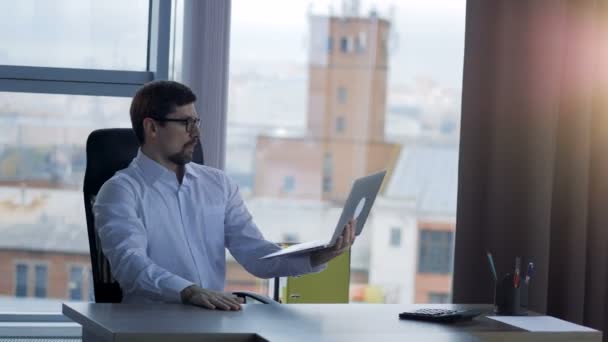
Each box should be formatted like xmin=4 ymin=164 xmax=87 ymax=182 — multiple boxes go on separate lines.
xmin=184 ymin=162 xmax=196 ymax=180
xmin=134 ymin=149 xmax=195 ymax=186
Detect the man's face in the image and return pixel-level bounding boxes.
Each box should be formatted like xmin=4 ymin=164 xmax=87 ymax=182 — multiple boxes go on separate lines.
xmin=149 ymin=103 xmax=200 ymax=165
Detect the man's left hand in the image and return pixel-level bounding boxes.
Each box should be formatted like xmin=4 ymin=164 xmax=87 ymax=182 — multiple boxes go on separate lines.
xmin=310 ymin=218 xmax=357 ymax=267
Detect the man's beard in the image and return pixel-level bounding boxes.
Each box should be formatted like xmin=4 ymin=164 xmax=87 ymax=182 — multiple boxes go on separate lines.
xmin=167 ymin=139 xmax=198 ymax=165
xmin=167 ymin=151 xmax=191 ymax=165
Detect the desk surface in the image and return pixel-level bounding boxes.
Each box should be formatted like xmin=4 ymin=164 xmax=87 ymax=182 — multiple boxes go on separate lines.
xmin=62 ymin=303 xmax=601 ymax=342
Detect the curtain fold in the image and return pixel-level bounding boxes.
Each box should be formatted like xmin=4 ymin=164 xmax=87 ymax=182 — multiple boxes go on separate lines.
xmin=454 ymin=0 xmax=608 ymax=337
xmin=181 ymin=0 xmax=231 ymax=170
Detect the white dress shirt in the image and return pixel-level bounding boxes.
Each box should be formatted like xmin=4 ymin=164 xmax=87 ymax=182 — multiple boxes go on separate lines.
xmin=93 ymin=150 xmax=325 ymax=304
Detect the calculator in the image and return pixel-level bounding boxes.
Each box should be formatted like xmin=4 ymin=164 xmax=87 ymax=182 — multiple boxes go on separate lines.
xmin=398 ymin=308 xmax=482 ymax=323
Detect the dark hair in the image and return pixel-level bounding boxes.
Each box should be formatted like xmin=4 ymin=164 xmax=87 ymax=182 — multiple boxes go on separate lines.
xmin=130 ymin=80 xmax=197 ymax=144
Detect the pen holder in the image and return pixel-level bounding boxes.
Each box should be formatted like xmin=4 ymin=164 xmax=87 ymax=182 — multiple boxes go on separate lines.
xmin=493 ymin=273 xmax=528 ymax=315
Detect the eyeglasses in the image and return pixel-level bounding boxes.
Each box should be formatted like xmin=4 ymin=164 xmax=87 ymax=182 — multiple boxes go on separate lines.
xmin=152 ymin=117 xmax=201 ymax=133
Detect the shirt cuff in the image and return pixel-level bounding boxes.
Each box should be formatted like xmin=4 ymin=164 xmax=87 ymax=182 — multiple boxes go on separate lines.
xmin=309 ymin=255 xmax=328 ymax=273
xmin=288 ymin=253 xmax=327 ymax=275
xmin=160 ymin=275 xmax=195 ymax=303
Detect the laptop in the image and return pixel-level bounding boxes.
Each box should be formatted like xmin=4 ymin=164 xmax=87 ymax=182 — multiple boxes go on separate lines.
xmin=260 ymin=170 xmax=387 ymax=259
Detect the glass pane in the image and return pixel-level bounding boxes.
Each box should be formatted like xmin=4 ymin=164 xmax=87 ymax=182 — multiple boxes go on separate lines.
xmin=419 ymin=230 xmax=453 ymax=274
xmin=88 ymin=268 xmax=95 ymax=301
xmin=0 ymin=92 xmax=131 ymax=310
xmin=69 ymin=266 xmax=83 ymax=300
xmin=34 ymin=264 xmax=48 ymax=298
xmin=228 ymin=0 xmax=465 ymax=303
xmin=390 ymin=227 xmax=401 ymax=247
xmin=15 ymin=264 xmax=28 ymax=297
xmin=0 ymin=0 xmax=149 ymax=70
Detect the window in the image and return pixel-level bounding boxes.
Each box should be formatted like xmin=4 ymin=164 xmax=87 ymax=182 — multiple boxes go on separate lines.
xmin=0 ymin=0 xmax=171 ymax=312
xmin=336 ymin=116 xmax=346 ymax=133
xmin=0 ymin=0 xmax=149 ymax=70
xmin=356 ymin=31 xmax=367 ymax=53
xmin=88 ymin=268 xmax=95 ymax=302
xmin=69 ymin=266 xmax=84 ymax=301
xmin=0 ymin=92 xmax=130 ymax=305
xmin=418 ymin=230 xmax=454 ymax=274
xmin=428 ymin=292 xmax=450 ymax=304
xmin=0 ymin=93 xmax=131 ymax=186
xmin=34 ymin=264 xmax=48 ymax=298
xmin=322 ymin=153 xmax=333 ymax=193
xmin=282 ymin=233 xmax=299 ymax=243
xmin=337 ymin=87 xmax=347 ymax=104
xmin=228 ymin=0 xmax=465 ymax=304
xmin=15 ymin=264 xmax=28 ymax=297
xmin=389 ymin=227 xmax=401 ymax=247
xmin=283 ymin=175 xmax=295 ymax=192
xmin=340 ymin=36 xmax=349 ymax=52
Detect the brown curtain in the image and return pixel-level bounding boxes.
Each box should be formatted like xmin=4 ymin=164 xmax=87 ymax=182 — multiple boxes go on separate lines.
xmin=453 ymin=0 xmax=608 ymax=337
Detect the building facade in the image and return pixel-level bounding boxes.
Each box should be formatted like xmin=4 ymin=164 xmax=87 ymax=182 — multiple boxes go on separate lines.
xmin=254 ymin=14 xmax=399 ymax=202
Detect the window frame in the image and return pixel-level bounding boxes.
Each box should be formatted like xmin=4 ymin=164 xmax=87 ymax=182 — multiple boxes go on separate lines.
xmin=14 ymin=263 xmax=29 ymax=298
xmin=0 ymin=0 xmax=171 ymax=98
xmin=337 ymin=86 xmax=348 ymax=104
xmin=0 ymin=0 xmax=172 ymax=323
xmin=389 ymin=227 xmax=402 ymax=247
xmin=67 ymin=264 xmax=85 ymax=301
xmin=417 ymin=229 xmax=454 ymax=274
xmin=33 ymin=263 xmax=49 ymax=299
xmin=282 ymin=175 xmax=296 ymax=193
xmin=335 ymin=115 xmax=346 ymax=133
xmin=322 ymin=152 xmax=333 ymax=193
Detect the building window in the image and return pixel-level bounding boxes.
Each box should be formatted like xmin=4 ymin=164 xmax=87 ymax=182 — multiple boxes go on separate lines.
xmin=389 ymin=227 xmax=401 ymax=247
xmin=283 ymin=175 xmax=295 ymax=192
xmin=69 ymin=266 xmax=84 ymax=300
xmin=322 ymin=178 xmax=333 ymax=192
xmin=337 ymin=87 xmax=347 ymax=104
xmin=336 ymin=116 xmax=346 ymax=133
xmin=428 ymin=292 xmax=450 ymax=304
xmin=327 ymin=36 xmax=333 ymax=52
xmin=322 ymin=153 xmax=333 ymax=193
xmin=15 ymin=264 xmax=28 ymax=297
xmin=282 ymin=232 xmax=299 ymax=244
xmin=340 ymin=36 xmax=349 ymax=52
xmin=88 ymin=268 xmax=95 ymax=302
xmin=34 ymin=264 xmax=48 ymax=298
xmin=356 ymin=31 xmax=367 ymax=53
xmin=418 ymin=230 xmax=454 ymax=274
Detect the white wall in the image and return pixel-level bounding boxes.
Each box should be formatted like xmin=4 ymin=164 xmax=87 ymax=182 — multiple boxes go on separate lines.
xmin=368 ymin=196 xmax=418 ymax=303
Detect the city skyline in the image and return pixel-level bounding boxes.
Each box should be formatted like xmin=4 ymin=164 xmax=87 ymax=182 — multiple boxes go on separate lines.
xmin=0 ymin=0 xmax=465 ymax=306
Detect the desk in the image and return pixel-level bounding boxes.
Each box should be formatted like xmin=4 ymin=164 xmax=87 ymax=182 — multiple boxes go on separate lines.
xmin=62 ymin=303 xmax=601 ymax=342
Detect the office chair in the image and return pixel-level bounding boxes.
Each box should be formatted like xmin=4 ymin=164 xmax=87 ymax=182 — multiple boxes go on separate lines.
xmin=83 ymin=128 xmax=273 ymax=304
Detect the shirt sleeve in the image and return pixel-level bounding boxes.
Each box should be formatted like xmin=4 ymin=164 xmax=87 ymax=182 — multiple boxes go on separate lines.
xmin=222 ymin=175 xmax=327 ymax=278
xmin=93 ymin=178 xmax=194 ymax=303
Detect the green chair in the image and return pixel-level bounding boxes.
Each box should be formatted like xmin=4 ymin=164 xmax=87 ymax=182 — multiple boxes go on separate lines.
xmin=279 ymin=250 xmax=351 ymax=303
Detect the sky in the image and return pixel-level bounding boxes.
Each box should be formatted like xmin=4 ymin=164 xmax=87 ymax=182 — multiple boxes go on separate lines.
xmin=0 ymin=0 xmax=467 ymax=132
xmin=0 ymin=0 xmax=466 ymax=88
xmin=230 ymin=0 xmax=467 ymax=88
xmin=0 ymin=0 xmax=149 ymax=70
xmin=227 ymin=0 xmax=466 ymax=138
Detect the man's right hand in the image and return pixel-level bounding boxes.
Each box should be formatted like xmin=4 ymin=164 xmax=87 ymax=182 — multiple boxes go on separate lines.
xmin=180 ymin=285 xmax=242 ymax=310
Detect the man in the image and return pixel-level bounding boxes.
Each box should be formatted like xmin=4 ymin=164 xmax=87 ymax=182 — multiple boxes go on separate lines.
xmin=94 ymin=80 xmax=356 ymax=310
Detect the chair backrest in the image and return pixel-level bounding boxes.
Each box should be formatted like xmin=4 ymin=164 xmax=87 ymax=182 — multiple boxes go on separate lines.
xmin=83 ymin=128 xmax=204 ymax=302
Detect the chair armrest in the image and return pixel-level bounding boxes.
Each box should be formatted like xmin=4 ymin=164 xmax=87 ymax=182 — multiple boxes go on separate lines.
xmin=232 ymin=291 xmax=277 ymax=304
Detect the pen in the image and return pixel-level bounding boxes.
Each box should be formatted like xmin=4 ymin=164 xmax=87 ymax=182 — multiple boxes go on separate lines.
xmin=525 ymin=262 xmax=534 ymax=285
xmin=486 ymin=251 xmax=498 ymax=282
xmin=514 ymin=257 xmax=521 ymax=288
